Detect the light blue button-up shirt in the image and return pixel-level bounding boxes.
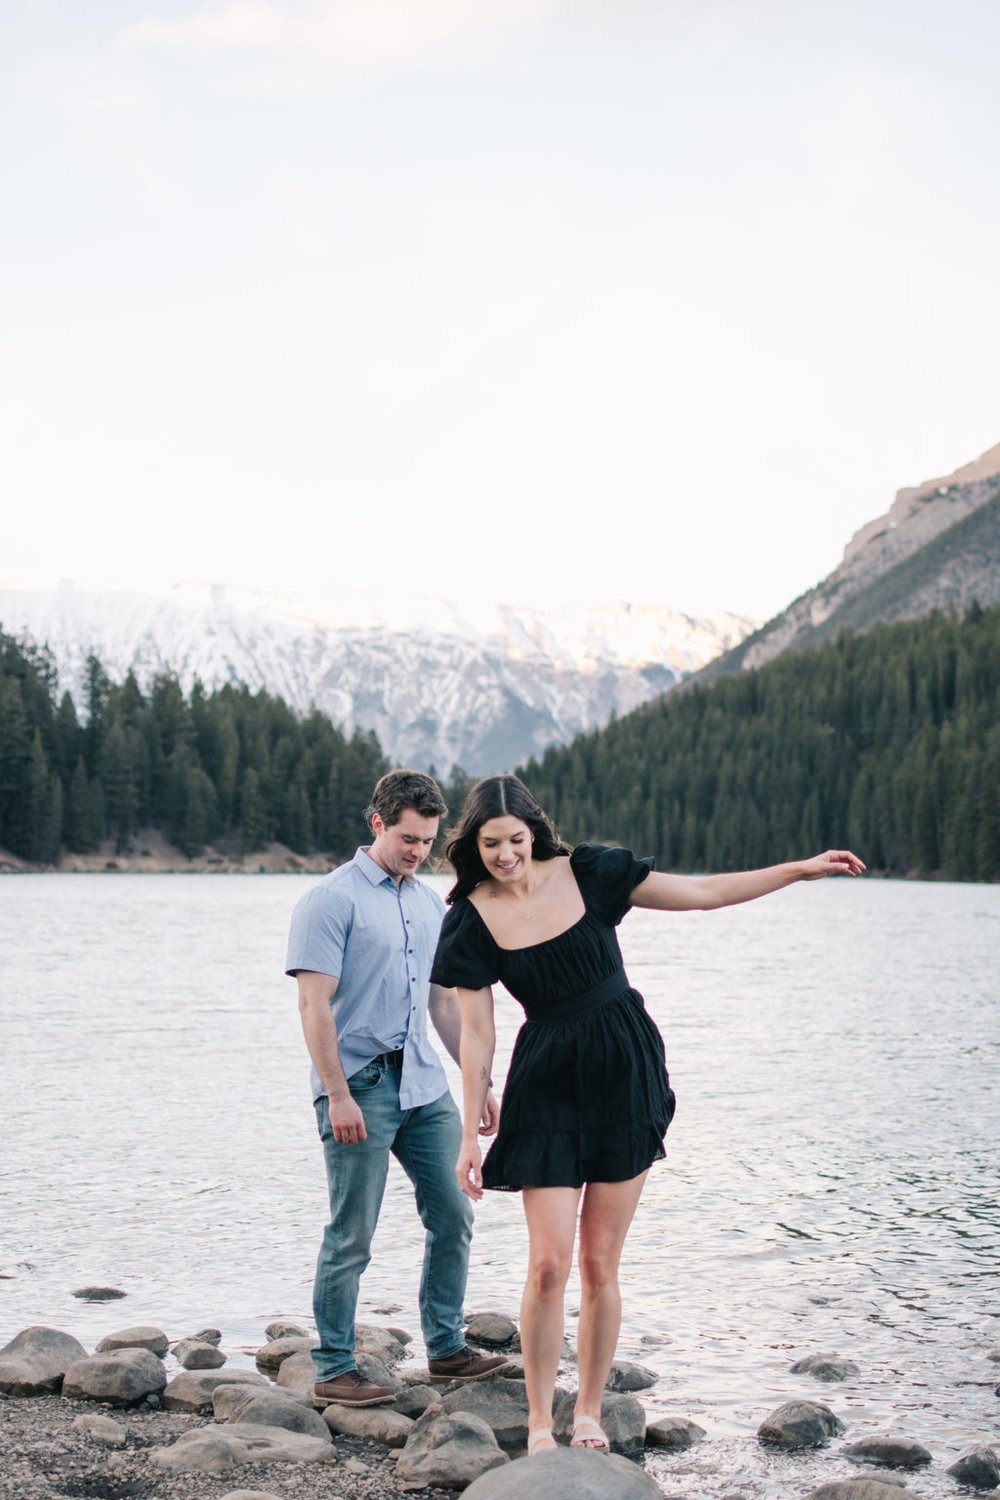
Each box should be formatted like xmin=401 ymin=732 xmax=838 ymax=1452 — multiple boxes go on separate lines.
xmin=285 ymin=846 xmax=450 ymax=1109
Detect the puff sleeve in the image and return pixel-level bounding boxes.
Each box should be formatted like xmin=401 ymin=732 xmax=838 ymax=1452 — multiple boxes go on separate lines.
xmin=430 ymin=900 xmax=500 ymax=990
xmin=570 ymin=842 xmax=654 ymax=926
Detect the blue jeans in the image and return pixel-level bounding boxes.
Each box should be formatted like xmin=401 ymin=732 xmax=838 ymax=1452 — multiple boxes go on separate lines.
xmin=312 ymin=1057 xmax=473 ymax=1381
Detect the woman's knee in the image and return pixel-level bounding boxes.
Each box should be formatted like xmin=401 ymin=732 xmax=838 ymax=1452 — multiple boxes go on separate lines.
xmin=577 ymin=1246 xmax=621 ymax=1294
xmin=527 ymin=1250 xmax=572 ymax=1298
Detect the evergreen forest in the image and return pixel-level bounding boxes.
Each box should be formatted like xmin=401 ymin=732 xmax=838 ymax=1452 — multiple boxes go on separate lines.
xmin=518 ymin=605 xmax=1000 ymax=882
xmin=0 ymin=633 xmax=386 ymax=864
xmin=2 ymin=605 xmax=998 ymax=879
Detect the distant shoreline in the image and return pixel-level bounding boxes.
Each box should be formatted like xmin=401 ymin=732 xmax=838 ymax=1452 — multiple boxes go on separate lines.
xmin=0 ymin=832 xmax=334 ymax=876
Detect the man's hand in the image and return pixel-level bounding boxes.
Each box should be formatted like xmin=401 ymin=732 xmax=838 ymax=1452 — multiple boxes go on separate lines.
xmin=480 ymin=1088 xmax=500 ymax=1137
xmin=456 ymin=1138 xmax=484 ymax=1201
xmin=329 ymin=1093 xmax=367 ymax=1144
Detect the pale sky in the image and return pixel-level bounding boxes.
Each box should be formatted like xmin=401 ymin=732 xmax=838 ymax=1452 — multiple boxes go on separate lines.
xmin=3 ymin=0 xmax=999 ymax=623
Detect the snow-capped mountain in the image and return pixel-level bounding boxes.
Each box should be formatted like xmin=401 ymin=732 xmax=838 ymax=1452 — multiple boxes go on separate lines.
xmin=0 ymin=582 xmax=758 ymax=773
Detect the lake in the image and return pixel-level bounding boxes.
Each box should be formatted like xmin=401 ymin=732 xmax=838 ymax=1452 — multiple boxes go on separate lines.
xmin=1 ymin=871 xmax=998 ymax=1497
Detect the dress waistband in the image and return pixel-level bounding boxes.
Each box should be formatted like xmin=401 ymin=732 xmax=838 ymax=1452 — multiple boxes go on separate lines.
xmin=524 ymin=968 xmax=631 ymax=1026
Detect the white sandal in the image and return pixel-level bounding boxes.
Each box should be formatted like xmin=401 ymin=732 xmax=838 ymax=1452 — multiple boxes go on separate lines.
xmin=570 ymin=1415 xmax=609 ymax=1451
xmin=527 ymin=1426 xmax=556 ymax=1455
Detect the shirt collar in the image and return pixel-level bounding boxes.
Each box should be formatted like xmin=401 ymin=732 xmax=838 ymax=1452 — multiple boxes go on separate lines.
xmin=352 ymin=845 xmax=414 ymax=888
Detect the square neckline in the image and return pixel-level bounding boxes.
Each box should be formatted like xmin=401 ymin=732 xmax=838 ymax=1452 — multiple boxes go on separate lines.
xmin=466 ymin=861 xmax=589 ymax=954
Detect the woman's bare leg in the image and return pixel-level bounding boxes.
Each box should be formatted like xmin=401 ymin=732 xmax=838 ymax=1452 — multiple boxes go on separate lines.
xmin=520 ymin=1186 xmax=581 ymax=1445
xmin=574 ymin=1172 xmax=649 ymax=1442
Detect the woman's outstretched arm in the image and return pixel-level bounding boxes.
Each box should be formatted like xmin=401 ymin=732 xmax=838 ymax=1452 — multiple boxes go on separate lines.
xmin=455 ymin=985 xmax=496 ymax=1201
xmin=630 ymin=850 xmax=865 ymax=913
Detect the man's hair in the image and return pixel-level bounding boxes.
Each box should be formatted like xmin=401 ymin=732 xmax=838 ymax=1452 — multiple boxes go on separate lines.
xmin=366 ymin=769 xmax=448 ymax=830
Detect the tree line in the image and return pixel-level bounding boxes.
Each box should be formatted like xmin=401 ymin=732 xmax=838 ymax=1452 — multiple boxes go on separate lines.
xmin=517 ymin=605 xmax=1000 ymax=882
xmin=0 ymin=632 xmax=386 ymax=863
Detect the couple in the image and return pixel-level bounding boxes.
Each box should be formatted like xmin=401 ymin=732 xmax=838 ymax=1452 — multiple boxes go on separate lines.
xmin=286 ymin=768 xmax=863 ymax=1455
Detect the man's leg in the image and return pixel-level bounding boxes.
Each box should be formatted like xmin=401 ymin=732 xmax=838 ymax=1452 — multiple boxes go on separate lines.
xmin=393 ymin=1089 xmax=505 ymax=1378
xmin=312 ymin=1063 xmax=401 ymax=1384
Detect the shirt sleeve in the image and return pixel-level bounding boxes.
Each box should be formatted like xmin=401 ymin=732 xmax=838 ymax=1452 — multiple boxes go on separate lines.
xmin=430 ymin=901 xmax=499 ymax=990
xmin=285 ymin=884 xmax=353 ymax=978
xmin=570 ymin=842 xmax=655 ymax=926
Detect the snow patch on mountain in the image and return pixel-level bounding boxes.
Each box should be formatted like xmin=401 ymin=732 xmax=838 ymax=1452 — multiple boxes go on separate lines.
xmin=0 ymin=581 xmax=758 ymax=773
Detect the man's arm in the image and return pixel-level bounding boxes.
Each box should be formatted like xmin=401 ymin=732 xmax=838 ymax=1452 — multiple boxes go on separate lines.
xmin=429 ymin=983 xmax=500 ymax=1136
xmin=296 ymin=970 xmax=368 ymax=1145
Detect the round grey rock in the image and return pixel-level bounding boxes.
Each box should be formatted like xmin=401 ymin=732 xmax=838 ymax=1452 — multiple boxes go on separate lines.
xmin=607 ymin=1360 xmax=659 ymax=1392
xmin=213 ymin=1385 xmax=330 ymax=1440
xmin=396 ymin=1406 xmax=508 ymax=1490
xmin=843 ymin=1436 xmax=932 ymax=1469
xmin=191 ymin=1327 xmax=222 ymax=1346
xmin=808 ymin=1484 xmax=910 ymax=1500
xmin=393 ymin=1383 xmax=439 ymax=1418
xmin=264 ymin=1320 xmax=309 ymax=1341
xmin=62 ymin=1348 xmax=167 ymax=1406
xmin=646 ymin=1415 xmax=706 ymax=1449
xmin=255 ymin=1334 xmax=315 ymax=1371
xmin=355 ymin=1325 xmax=408 ymax=1367
xmin=464 ymin=1446 xmax=663 ymax=1498
xmin=791 ymin=1353 xmax=861 ymax=1382
xmin=947 ymin=1445 xmax=1000 ymax=1488
xmin=174 ymin=1337 xmax=227 ymax=1370
xmin=151 ymin=1423 xmax=334 ymax=1472
xmin=72 ymin=1285 xmax=126 ymax=1301
xmin=758 ymin=1400 xmax=845 ymax=1448
xmin=274 ymin=1350 xmax=316 ymax=1396
xmin=72 ymin=1413 xmax=128 ymax=1446
xmin=323 ymin=1404 xmax=413 ymax=1446
xmin=554 ymin=1391 xmax=647 ymax=1461
xmin=466 ymin=1312 xmax=518 ymax=1347
xmin=163 ymin=1368 xmax=268 ymax=1413
xmin=96 ymin=1325 xmax=169 ymax=1357
xmin=0 ymin=1326 xmax=88 ymax=1396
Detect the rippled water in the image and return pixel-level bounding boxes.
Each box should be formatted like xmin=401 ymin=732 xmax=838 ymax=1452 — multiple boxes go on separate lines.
xmin=1 ymin=873 xmax=998 ymax=1497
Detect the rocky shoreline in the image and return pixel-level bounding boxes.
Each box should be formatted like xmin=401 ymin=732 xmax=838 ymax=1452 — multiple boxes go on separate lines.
xmin=2 ymin=1309 xmax=999 ymax=1500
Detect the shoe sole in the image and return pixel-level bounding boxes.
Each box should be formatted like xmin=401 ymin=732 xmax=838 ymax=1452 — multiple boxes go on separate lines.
xmin=427 ymin=1361 xmax=512 ymax=1386
xmin=312 ymin=1392 xmax=397 ymax=1409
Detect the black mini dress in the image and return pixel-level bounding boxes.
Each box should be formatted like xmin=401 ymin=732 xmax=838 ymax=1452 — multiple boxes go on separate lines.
xmin=430 ymin=843 xmax=676 ymax=1192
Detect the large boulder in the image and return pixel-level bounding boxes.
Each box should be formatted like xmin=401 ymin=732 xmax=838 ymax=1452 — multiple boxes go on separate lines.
xmin=791 ymin=1354 xmax=861 ymax=1382
xmin=393 ymin=1383 xmax=439 ymax=1418
xmin=273 ymin=1350 xmax=315 ymax=1396
xmin=947 ymin=1445 xmax=1000 ymax=1488
xmin=843 ymin=1436 xmax=932 ymax=1469
xmin=150 ymin=1423 xmax=335 ymax=1473
xmin=264 ymin=1320 xmax=308 ymax=1341
xmin=62 ymin=1348 xmax=167 ymax=1406
xmin=646 ymin=1415 xmax=706 ymax=1449
xmin=553 ymin=1391 xmax=647 ymax=1461
xmin=464 ymin=1447 xmax=663 ymax=1498
xmin=443 ymin=1377 xmax=538 ymax=1453
xmin=0 ymin=1326 xmax=88 ymax=1396
xmin=212 ymin=1385 xmax=330 ymax=1441
xmin=322 ymin=1404 xmax=414 ymax=1446
xmin=395 ymin=1405 xmax=509 ymax=1491
xmin=163 ymin=1368 xmax=268 ymax=1413
xmin=758 ymin=1400 xmax=844 ymax=1448
xmin=96 ymin=1325 xmax=169 ymax=1357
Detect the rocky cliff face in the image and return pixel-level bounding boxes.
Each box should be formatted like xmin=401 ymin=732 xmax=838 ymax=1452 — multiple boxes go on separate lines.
xmin=701 ymin=440 xmax=1000 ymax=680
xmin=0 ymin=583 xmax=756 ymax=774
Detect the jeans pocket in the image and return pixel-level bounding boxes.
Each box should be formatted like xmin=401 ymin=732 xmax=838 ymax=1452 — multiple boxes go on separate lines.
xmin=348 ymin=1059 xmax=384 ymax=1093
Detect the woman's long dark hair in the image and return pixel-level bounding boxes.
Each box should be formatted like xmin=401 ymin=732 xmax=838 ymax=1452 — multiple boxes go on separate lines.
xmin=444 ymin=774 xmax=571 ymax=903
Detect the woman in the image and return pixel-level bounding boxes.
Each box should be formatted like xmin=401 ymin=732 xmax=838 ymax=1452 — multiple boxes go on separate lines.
xmin=430 ymin=774 xmax=864 ymax=1456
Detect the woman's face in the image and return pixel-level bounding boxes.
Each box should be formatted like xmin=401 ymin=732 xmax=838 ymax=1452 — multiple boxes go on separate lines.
xmin=477 ymin=815 xmax=533 ymax=884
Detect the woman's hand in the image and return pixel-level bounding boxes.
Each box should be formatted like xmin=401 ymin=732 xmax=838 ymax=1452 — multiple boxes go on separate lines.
xmin=480 ymin=1088 xmax=500 ymax=1137
xmin=456 ymin=1138 xmax=484 ymax=1201
xmin=800 ymin=850 xmax=866 ymax=880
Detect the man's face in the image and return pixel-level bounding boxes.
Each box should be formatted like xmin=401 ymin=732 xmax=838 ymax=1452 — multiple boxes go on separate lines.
xmin=369 ymin=808 xmax=440 ymax=882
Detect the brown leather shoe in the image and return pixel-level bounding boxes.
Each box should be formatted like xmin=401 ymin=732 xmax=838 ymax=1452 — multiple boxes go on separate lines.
xmin=427 ymin=1346 xmax=511 ymax=1383
xmin=312 ymin=1369 xmax=396 ymax=1407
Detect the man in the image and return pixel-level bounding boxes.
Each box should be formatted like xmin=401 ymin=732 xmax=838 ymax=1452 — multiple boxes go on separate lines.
xmin=286 ymin=768 xmax=507 ymax=1407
